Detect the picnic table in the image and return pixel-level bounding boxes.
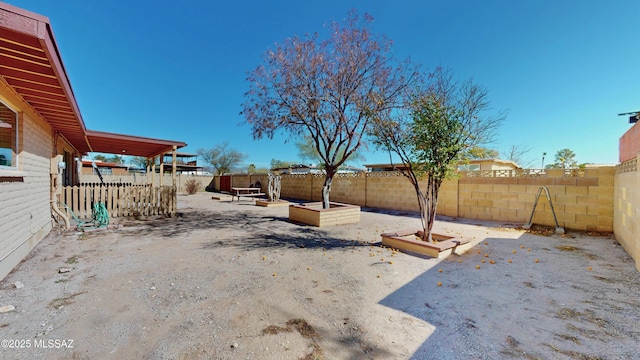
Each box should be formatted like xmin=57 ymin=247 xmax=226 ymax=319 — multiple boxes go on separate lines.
xmin=231 ymin=187 xmax=265 ymax=201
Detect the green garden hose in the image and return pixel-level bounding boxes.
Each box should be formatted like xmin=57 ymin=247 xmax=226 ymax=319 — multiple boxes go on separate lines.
xmin=56 ymin=201 xmax=109 ymax=231
xmin=91 ymin=202 xmax=110 ymax=228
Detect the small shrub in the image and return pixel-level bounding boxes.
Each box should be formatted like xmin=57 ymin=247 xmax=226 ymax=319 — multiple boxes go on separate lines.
xmin=184 ymin=179 xmax=201 ymax=194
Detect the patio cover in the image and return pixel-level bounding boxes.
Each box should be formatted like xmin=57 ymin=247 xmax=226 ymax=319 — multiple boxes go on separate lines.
xmin=0 ymin=2 xmax=185 ymax=158
xmin=85 ymin=130 xmax=185 ymax=159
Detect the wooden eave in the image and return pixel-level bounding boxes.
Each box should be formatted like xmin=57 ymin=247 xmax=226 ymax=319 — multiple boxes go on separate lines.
xmin=81 ymin=160 xmax=129 ymax=169
xmin=0 ymin=2 xmax=90 ymax=153
xmin=0 ymin=2 xmax=186 ymax=158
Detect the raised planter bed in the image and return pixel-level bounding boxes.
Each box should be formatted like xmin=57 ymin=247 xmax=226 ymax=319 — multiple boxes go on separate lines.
xmin=289 ymin=202 xmax=360 ymax=227
xmin=381 ymin=229 xmax=472 ymax=258
xmin=256 ymin=199 xmax=290 ymax=207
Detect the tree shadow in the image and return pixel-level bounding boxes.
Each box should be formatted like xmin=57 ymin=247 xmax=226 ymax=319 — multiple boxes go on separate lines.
xmin=261 ymin=307 xmax=395 ymax=360
xmin=360 ymin=206 xmax=421 ymax=219
xmin=116 ymin=210 xmax=276 ymax=237
xmin=116 ymin=208 xmax=372 ymax=252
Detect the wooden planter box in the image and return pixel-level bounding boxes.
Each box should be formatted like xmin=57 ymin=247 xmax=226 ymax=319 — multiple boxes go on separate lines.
xmin=381 ymin=229 xmax=472 ymax=258
xmin=289 ymin=202 xmax=360 ymax=227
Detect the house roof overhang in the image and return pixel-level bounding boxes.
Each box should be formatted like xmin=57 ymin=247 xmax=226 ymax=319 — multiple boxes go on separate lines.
xmin=81 ymin=160 xmax=129 ymax=169
xmin=0 ymin=2 xmax=91 ymax=153
xmin=85 ymin=130 xmax=186 ymax=158
xmin=0 ymin=2 xmax=186 ymax=158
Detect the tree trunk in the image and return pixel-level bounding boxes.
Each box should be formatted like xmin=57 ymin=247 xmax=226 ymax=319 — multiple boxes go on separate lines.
xmin=424 ymin=176 xmax=442 ymax=242
xmin=408 ymin=178 xmax=427 ymax=241
xmin=321 ymin=172 xmax=334 ymax=209
xmin=417 ymin=190 xmax=429 ymax=241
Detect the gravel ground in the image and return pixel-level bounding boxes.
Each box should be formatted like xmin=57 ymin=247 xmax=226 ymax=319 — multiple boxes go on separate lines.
xmin=0 ymin=192 xmax=639 ymax=359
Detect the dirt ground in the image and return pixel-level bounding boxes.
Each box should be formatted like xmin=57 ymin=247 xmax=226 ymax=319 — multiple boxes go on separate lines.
xmin=0 ymin=192 xmax=639 ymax=360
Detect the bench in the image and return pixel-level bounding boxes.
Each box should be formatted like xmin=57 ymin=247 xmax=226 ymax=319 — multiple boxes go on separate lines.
xmin=231 ymin=187 xmax=265 ymax=201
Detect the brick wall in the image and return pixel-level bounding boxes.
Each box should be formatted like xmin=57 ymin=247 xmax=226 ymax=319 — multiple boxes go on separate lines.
xmin=614 ymin=156 xmax=639 ymax=271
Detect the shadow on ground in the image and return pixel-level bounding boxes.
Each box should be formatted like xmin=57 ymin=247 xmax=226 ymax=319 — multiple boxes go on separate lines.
xmin=261 ymin=307 xmax=395 ymax=360
xmin=113 ymin=208 xmax=372 ymax=252
xmin=379 ymin=234 xmax=640 ymax=360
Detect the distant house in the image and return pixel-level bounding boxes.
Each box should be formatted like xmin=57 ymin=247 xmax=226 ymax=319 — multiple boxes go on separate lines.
xmin=271 ymin=164 xmax=365 ymax=174
xmin=81 ymin=160 xmax=131 ymax=176
xmin=0 ymin=3 xmax=186 ymax=280
xmin=158 ymin=152 xmax=204 ymax=174
xmin=337 ymin=165 xmax=366 ymax=174
xmin=365 ymin=159 xmax=521 ymax=172
xmin=457 ymin=158 xmax=521 ymax=171
xmin=271 ymin=164 xmax=323 ymax=174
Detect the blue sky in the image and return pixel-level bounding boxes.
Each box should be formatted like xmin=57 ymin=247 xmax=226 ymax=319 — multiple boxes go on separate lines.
xmin=7 ymin=0 xmax=640 ymax=169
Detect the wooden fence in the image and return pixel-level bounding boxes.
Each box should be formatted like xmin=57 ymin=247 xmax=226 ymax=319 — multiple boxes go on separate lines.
xmin=57 ymin=183 xmax=177 ymax=219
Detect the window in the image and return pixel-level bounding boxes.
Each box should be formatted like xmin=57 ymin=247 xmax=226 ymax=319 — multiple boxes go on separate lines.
xmin=0 ymin=100 xmax=17 ymax=168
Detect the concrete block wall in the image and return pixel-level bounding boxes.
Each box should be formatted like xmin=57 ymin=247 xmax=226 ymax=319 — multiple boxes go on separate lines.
xmin=365 ymin=172 xmax=418 ymax=212
xmin=614 ymin=156 xmax=639 ymax=271
xmin=457 ymin=167 xmax=614 ymax=232
xmin=89 ymin=173 xmax=275 ymax=195
xmin=281 ymin=174 xmax=313 ymax=200
xmin=252 ymin=174 xmax=269 ymax=193
xmin=175 ymin=175 xmax=214 ymax=194
xmin=82 ymin=174 xmax=215 ymax=194
xmin=230 ymin=174 xmax=251 ymax=188
xmin=330 ymin=173 xmax=367 ymax=206
xmin=270 ymin=171 xmax=458 ymax=216
xmin=211 ymin=175 xmax=220 ymax=191
xmin=310 ymin=174 xmax=326 ymax=202
xmin=437 ymin=178 xmax=459 ymax=217
xmin=229 ymin=167 xmax=614 ymax=232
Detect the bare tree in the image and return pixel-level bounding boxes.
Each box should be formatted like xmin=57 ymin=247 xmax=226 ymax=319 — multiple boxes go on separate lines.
xmin=243 ymin=11 xmax=416 ymax=208
xmin=504 ymin=144 xmax=533 ymax=168
xmin=130 ymin=156 xmax=150 ymax=169
xmin=371 ymin=67 xmax=505 ymax=241
xmin=197 ymin=143 xmax=246 ymax=175
xmin=270 ymin=159 xmax=294 ymax=170
xmin=296 ymin=135 xmax=365 ymax=169
xmin=93 ymin=154 xmax=124 ymax=164
xmin=465 ymin=146 xmax=499 ymax=159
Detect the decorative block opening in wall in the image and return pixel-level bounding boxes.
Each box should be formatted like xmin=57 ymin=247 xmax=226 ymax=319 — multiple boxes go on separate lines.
xmin=289 ymin=202 xmax=361 ymax=227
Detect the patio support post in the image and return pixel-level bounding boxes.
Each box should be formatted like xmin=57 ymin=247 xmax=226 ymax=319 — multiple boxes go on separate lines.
xmin=159 ymin=154 xmax=164 ymax=187
xmin=151 ymin=156 xmax=156 ymax=188
xmin=146 ymin=159 xmax=151 ymax=184
xmin=172 ymin=145 xmax=177 ymax=217
xmin=172 ymin=145 xmax=177 ymax=188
